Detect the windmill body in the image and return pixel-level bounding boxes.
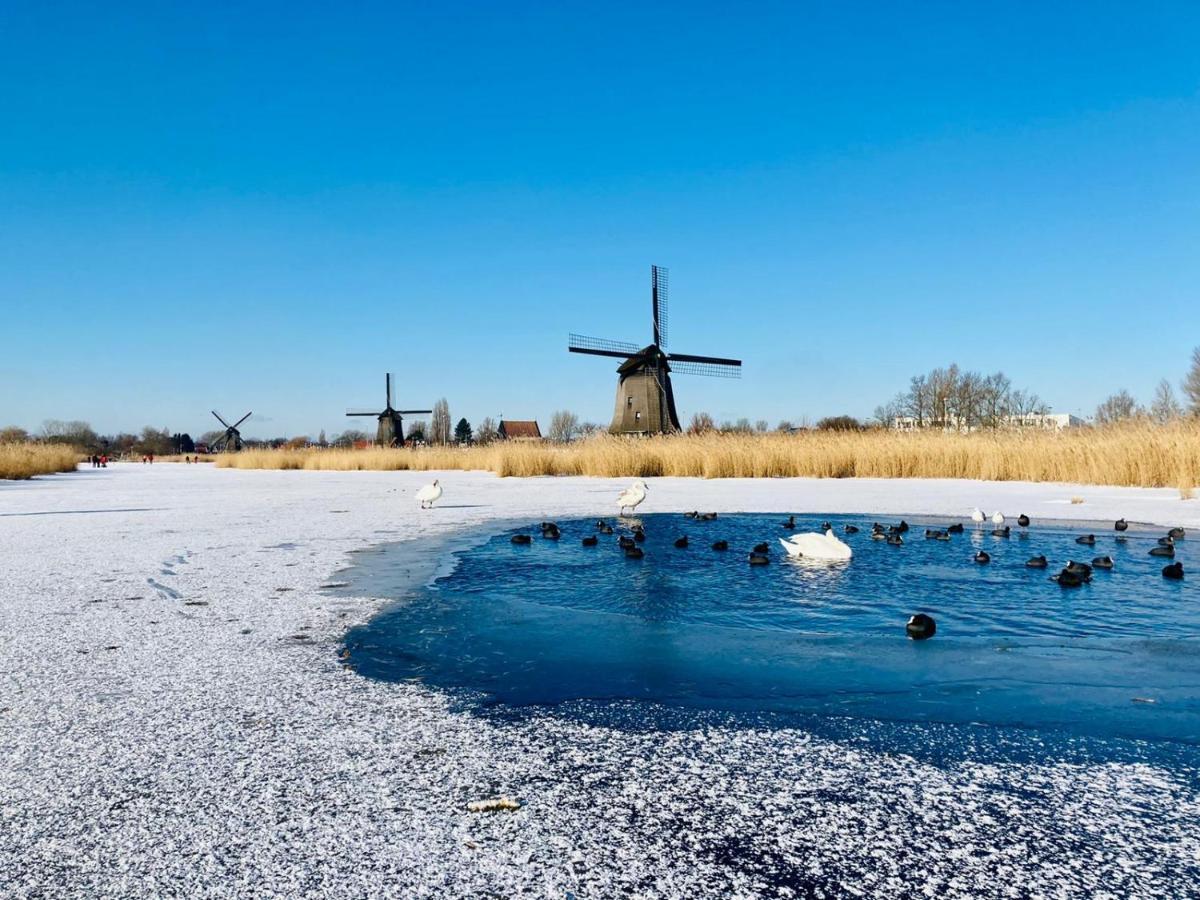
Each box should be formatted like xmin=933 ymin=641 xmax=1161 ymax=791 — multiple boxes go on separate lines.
xmin=612 ymin=346 xmax=682 ymax=433
xmin=346 ymin=373 xmax=432 ymax=447
xmin=569 ymin=266 xmax=741 ymax=435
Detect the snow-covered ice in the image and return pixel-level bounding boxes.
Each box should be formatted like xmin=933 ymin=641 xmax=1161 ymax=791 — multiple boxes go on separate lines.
xmin=2 ymin=464 xmax=1198 ymax=898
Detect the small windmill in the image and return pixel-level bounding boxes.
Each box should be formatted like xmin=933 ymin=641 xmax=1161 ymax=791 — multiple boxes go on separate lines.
xmin=568 ymin=265 xmax=741 ymax=434
xmin=346 ymin=373 xmax=431 ymax=446
xmin=210 ymin=410 xmax=251 ymax=452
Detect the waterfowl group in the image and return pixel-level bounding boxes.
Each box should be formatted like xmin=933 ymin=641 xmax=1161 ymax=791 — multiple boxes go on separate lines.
xmin=513 ymin=484 xmax=1188 ymax=596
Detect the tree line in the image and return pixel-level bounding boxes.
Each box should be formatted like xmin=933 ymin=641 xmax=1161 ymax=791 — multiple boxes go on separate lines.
xmin=1094 ymin=347 xmax=1200 ymax=425
xmin=872 ymin=365 xmax=1046 ymax=430
xmin=8 ymin=349 xmax=1199 ymax=453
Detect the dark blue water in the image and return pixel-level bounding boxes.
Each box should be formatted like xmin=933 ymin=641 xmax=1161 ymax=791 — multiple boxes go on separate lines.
xmin=344 ymin=514 xmax=1200 ymax=746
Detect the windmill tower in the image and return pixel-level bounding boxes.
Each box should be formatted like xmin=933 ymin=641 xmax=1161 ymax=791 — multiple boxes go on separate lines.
xmin=568 ymin=266 xmax=741 ymax=434
xmin=210 ymin=410 xmax=251 ymax=452
xmin=346 ymin=373 xmax=432 ymax=446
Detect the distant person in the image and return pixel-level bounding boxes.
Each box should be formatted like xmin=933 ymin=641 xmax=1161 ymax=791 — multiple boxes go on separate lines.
xmin=149 ymin=452 xmax=154 ymax=464
xmin=91 ymin=454 xmax=99 ymax=468
xmin=100 ymin=454 xmax=108 ymax=468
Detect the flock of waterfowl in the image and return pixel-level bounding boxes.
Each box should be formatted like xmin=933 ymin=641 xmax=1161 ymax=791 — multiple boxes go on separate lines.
xmin=420 ymin=476 xmax=1188 ymax=638
xmin=511 ymin=508 xmax=1186 ymax=583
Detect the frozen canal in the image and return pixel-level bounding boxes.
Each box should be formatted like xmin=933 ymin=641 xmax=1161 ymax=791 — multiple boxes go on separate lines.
xmin=2 ymin=464 xmax=1198 ymax=898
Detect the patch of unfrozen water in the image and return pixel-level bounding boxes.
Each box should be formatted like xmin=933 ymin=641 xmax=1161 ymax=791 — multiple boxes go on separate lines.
xmin=341 ymin=514 xmax=1200 ymax=757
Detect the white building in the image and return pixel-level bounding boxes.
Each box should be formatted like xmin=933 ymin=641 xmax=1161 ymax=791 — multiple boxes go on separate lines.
xmin=891 ymin=413 xmax=1084 ymax=432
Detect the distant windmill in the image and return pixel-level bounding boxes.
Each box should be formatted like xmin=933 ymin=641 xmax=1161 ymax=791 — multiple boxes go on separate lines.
xmin=568 ymin=265 xmax=742 ymax=434
xmin=346 ymin=373 xmax=432 ymax=446
xmin=210 ymin=410 xmax=251 ymax=452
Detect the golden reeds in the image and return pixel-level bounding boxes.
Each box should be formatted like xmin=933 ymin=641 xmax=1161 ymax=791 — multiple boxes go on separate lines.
xmin=0 ymin=443 xmax=82 ymax=480
xmin=214 ymin=423 xmax=1200 ymax=488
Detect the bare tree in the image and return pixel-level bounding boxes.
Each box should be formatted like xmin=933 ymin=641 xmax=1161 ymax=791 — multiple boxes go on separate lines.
xmin=1094 ymin=390 xmax=1141 ymax=426
xmin=873 ymin=395 xmax=905 ymax=427
xmin=904 ymin=375 xmax=931 ymax=427
xmin=687 ymin=412 xmax=715 ymax=434
xmin=754 ymin=419 xmax=769 ymax=433
xmin=1009 ymin=389 xmax=1047 ymax=417
xmin=1151 ymin=379 xmax=1183 ymax=424
xmin=886 ymin=365 xmax=1045 ymax=429
xmin=0 ymin=426 xmax=31 ymax=444
xmin=475 ymin=417 xmax=499 ymax=445
xmin=429 ymin=398 xmax=452 ymax=445
xmin=548 ymin=410 xmax=580 ymax=443
xmin=41 ymin=419 xmax=99 ymax=448
xmin=978 ymin=372 xmax=1012 ymax=429
xmin=1183 ymin=346 xmax=1200 ymax=417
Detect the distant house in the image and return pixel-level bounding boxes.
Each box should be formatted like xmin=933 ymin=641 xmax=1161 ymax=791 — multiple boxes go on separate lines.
xmin=892 ymin=413 xmax=1084 ymax=432
xmin=498 ymin=420 xmax=542 ymax=441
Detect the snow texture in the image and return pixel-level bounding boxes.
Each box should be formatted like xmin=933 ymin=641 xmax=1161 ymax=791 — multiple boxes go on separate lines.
xmin=2 ymin=464 xmax=1198 ymax=898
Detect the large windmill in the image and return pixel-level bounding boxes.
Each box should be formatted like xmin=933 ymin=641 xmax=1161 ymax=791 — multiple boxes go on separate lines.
xmin=346 ymin=373 xmax=431 ymax=446
xmin=210 ymin=410 xmax=251 ymax=452
xmin=568 ymin=266 xmax=741 ymax=434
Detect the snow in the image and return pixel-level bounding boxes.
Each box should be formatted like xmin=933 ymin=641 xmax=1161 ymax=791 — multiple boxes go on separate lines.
xmin=2 ymin=464 xmax=1198 ymax=898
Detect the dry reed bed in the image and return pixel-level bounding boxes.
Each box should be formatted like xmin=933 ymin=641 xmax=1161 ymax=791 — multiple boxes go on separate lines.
xmin=0 ymin=444 xmax=82 ymax=480
xmin=215 ymin=425 xmax=1200 ymax=489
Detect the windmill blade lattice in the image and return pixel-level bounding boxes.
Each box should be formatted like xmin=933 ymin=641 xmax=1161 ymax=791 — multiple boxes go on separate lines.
xmin=568 ymin=334 xmax=642 ymax=357
xmin=668 ymin=359 xmax=742 ymax=378
xmin=652 ymin=265 xmax=668 ymax=349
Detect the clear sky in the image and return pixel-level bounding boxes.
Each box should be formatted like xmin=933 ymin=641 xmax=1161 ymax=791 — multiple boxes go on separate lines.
xmin=2 ymin=2 xmax=1198 ymax=439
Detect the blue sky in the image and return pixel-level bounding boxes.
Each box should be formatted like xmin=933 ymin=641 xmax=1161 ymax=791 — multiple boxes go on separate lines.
xmin=2 ymin=2 xmax=1198 ymax=438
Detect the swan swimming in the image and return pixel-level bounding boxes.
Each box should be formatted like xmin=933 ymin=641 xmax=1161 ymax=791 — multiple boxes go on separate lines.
xmin=616 ymin=480 xmax=648 ymax=515
xmin=779 ymin=529 xmax=853 ymax=560
xmin=416 ymin=479 xmax=442 ymax=509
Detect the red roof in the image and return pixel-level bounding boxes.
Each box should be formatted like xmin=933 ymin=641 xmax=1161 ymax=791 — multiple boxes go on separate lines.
xmin=498 ymin=420 xmax=542 ymax=439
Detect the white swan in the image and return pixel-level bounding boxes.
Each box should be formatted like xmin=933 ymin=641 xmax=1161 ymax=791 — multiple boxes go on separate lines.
xmin=992 ymin=510 xmax=1005 ymax=525
xmin=616 ymin=480 xmax=647 ymax=515
xmin=416 ymin=479 xmax=442 ymax=509
xmin=779 ymin=529 xmax=853 ymax=560
xmin=970 ymin=507 xmax=986 ymax=524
